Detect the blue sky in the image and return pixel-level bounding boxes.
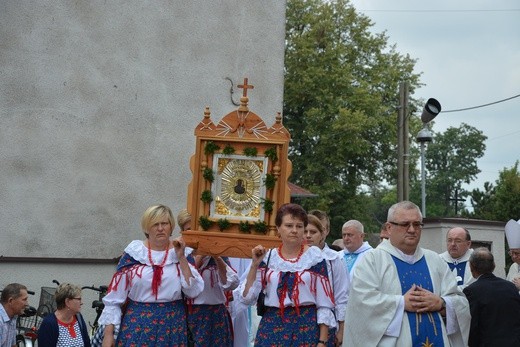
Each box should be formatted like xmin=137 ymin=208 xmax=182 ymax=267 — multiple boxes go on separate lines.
xmin=350 ymin=0 xmax=520 ymax=205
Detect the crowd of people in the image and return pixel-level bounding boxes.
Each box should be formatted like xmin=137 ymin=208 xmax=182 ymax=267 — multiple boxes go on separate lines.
xmin=3 ymin=201 xmax=520 ymax=346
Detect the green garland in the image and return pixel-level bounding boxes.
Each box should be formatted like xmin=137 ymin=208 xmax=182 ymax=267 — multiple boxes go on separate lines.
xmin=217 ymin=218 xmax=231 ymax=231
xmin=243 ymin=147 xmax=258 ymax=157
xmin=222 ymin=144 xmax=236 ymax=155
xmin=203 ymin=168 xmax=214 ymax=183
xmin=238 ymin=221 xmax=252 ymax=233
xmin=204 ymin=141 xmax=220 ymax=155
xmin=199 ymin=216 xmax=213 ymax=231
xmin=261 ymin=198 xmax=274 ymax=213
xmin=264 ymin=147 xmax=278 ymax=162
xmin=253 ymin=220 xmax=268 ymax=234
xmin=263 ymin=174 xmax=277 ymax=190
xmin=200 ymin=190 xmax=213 ymax=203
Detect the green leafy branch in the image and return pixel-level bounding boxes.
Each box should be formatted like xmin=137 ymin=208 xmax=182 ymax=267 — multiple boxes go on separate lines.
xmin=253 ymin=220 xmax=268 ymax=234
xmin=203 ymin=168 xmax=214 ymax=183
xmin=204 ymin=141 xmax=220 ymax=155
xmin=264 ymin=147 xmax=278 ymax=162
xmin=222 ymin=144 xmax=236 ymax=155
xmin=261 ymin=198 xmax=274 ymax=213
xmin=199 ymin=216 xmax=213 ymax=231
xmin=217 ymin=218 xmax=231 ymax=231
xmin=243 ymin=147 xmax=258 ymax=157
xmin=200 ymin=190 xmax=213 ymax=203
xmin=263 ymin=174 xmax=277 ymax=190
xmin=239 ymin=221 xmax=252 ymax=233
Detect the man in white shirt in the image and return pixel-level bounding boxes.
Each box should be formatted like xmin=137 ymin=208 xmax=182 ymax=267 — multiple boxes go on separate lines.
xmin=439 ymin=227 xmax=475 ymax=289
xmin=1 ymin=283 xmax=29 ymax=347
xmin=341 ymin=219 xmax=372 ymax=281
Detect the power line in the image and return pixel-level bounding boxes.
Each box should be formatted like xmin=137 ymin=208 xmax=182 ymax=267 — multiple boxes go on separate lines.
xmin=442 ymin=93 xmax=520 ymax=113
xmin=361 ymin=9 xmax=520 ymax=13
xmin=487 ymin=129 xmax=520 ymax=141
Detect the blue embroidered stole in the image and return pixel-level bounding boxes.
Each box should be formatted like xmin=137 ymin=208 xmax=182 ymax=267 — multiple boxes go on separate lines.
xmin=117 ymin=252 xmax=141 ymax=271
xmin=392 ymin=255 xmax=444 ymax=347
xmin=343 ymin=252 xmax=359 ymax=273
xmin=447 ymin=261 xmax=467 ymax=286
xmin=277 ymin=259 xmax=329 ymax=302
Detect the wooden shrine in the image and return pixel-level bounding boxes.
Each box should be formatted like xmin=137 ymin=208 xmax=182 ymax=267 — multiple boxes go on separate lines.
xmin=182 ymin=78 xmax=291 ymax=258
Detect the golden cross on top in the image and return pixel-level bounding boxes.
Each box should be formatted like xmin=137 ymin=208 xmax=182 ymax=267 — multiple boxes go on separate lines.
xmin=238 ymin=78 xmax=254 ymax=97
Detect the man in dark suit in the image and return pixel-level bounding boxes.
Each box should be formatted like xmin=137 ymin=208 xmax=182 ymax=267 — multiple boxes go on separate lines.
xmin=463 ymin=247 xmax=520 ymax=346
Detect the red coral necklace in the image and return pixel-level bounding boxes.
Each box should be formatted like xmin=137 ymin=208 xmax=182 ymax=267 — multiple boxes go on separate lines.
xmin=278 ymin=243 xmax=305 ymax=263
xmin=147 ymin=242 xmax=170 ymax=299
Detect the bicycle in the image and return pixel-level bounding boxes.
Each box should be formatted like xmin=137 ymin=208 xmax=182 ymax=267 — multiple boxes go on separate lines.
xmin=81 ymin=284 xmax=108 ymax=337
xmin=35 ymin=280 xmax=59 ymax=319
xmin=15 ymin=289 xmax=38 ymax=347
xmin=16 ymin=280 xmax=61 ymax=346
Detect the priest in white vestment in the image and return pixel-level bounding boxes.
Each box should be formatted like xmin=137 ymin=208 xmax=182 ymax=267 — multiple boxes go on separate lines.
xmin=439 ymin=227 xmax=475 ymax=290
xmin=505 ymin=219 xmax=520 ymax=291
xmin=341 ymin=219 xmax=372 ymax=282
xmin=343 ymin=201 xmax=470 ymax=347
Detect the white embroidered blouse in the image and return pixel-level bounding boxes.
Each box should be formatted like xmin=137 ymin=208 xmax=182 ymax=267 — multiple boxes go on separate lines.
xmin=98 ymin=240 xmax=204 ymax=326
xmin=189 ymin=256 xmax=239 ymax=305
xmin=237 ymin=245 xmax=336 ymax=328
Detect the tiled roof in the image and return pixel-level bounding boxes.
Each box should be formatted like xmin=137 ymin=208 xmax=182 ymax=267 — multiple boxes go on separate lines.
xmin=288 ymin=182 xmax=317 ymax=198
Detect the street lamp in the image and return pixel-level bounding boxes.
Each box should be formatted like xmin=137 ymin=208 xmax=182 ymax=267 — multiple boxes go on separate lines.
xmin=416 ymin=98 xmax=441 ymax=217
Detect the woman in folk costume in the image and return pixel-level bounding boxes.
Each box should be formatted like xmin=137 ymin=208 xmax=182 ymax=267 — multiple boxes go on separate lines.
xmin=505 ymin=218 xmax=520 ymax=291
xmin=186 ymin=255 xmax=239 ymax=346
xmin=177 ymin=209 xmax=239 ymax=346
xmin=238 ymin=203 xmax=336 ymax=347
xmin=305 ymin=214 xmax=349 ymax=347
xmin=99 ymin=204 xmax=204 ymax=347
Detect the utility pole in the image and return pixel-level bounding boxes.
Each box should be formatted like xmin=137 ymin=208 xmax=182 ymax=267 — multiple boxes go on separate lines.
xmin=397 ymin=81 xmax=409 ymax=202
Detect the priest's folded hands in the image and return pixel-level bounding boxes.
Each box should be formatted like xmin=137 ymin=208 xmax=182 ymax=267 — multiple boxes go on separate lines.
xmin=404 ymin=284 xmax=445 ymax=313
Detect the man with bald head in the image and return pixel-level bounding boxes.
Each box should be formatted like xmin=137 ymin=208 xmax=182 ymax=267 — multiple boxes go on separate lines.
xmin=439 ymin=227 xmax=475 ymax=289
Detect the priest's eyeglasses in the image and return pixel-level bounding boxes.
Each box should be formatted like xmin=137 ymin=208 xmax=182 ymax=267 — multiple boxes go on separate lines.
xmin=389 ymin=221 xmax=424 ymax=229
xmin=508 ymin=250 xmax=520 ymax=257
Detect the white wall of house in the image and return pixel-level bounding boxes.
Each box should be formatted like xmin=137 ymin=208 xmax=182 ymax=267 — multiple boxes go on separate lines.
xmin=0 ymin=1 xmax=286 ymax=317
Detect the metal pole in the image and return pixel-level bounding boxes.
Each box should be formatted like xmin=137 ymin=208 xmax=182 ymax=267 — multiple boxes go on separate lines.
xmin=420 ymin=141 xmax=426 ymax=217
xmin=402 ymin=83 xmax=410 ymax=201
xmin=397 ymin=82 xmax=409 ymax=202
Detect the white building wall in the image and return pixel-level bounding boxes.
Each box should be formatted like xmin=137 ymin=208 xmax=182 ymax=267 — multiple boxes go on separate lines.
xmin=0 ymin=0 xmax=286 ymax=319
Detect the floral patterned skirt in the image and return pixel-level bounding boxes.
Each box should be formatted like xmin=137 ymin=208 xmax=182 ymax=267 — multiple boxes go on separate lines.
xmin=116 ymin=300 xmax=188 ymax=347
xmin=254 ymin=305 xmax=318 ymax=347
xmin=187 ymin=303 xmax=233 ymax=347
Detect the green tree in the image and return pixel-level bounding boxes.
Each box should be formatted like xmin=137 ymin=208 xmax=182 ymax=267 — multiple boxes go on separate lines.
xmin=469 ymin=181 xmax=496 ymax=220
xmin=470 ymin=162 xmax=520 ymax=269
xmin=284 ymin=0 xmax=421 ymax=231
xmin=409 ymin=123 xmax=486 ymax=217
xmin=471 ymin=161 xmax=520 ymax=221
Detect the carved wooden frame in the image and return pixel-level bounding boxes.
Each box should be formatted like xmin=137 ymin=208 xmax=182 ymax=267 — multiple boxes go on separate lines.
xmin=183 ymin=79 xmax=291 ymax=257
